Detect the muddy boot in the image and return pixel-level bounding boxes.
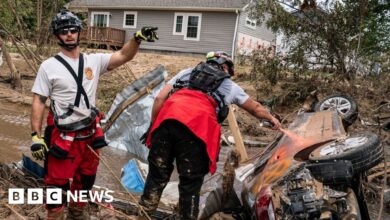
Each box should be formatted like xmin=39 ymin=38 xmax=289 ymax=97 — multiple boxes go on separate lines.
xmin=178 ymin=196 xmax=199 ymax=220
xmin=66 ymin=204 xmax=90 ymax=220
xmin=47 ymin=206 xmax=65 ymax=220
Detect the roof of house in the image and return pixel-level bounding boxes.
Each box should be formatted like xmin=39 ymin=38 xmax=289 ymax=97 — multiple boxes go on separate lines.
xmin=69 ymin=0 xmax=250 ymax=12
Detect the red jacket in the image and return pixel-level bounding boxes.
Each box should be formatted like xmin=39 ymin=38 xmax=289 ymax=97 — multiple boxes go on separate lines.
xmin=146 ymin=88 xmax=221 ymax=174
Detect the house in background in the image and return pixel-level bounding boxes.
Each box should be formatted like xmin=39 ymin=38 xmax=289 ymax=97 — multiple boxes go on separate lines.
xmin=68 ymin=0 xmax=275 ymax=58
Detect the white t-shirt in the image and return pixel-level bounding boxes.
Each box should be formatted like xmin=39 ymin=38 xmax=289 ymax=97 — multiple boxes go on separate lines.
xmin=32 ymin=52 xmax=112 ymax=114
xmin=168 ymin=68 xmax=249 ymax=106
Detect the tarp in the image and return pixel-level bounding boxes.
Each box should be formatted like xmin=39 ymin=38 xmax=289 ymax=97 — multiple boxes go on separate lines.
xmin=103 ymin=65 xmax=167 ymax=161
xmin=121 ymin=159 xmax=148 ymax=194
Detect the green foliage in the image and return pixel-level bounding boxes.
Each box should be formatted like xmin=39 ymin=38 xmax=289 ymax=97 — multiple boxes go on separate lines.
xmin=0 ymin=0 xmax=72 ymax=40
xmin=251 ymin=47 xmax=282 ymax=85
xmin=250 ymin=0 xmax=390 ymax=77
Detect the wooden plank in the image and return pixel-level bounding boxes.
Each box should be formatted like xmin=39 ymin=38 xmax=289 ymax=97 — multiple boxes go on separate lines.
xmin=227 ymin=105 xmax=248 ymax=162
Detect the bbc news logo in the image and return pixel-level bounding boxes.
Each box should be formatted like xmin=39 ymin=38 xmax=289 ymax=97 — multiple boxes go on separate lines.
xmin=8 ymin=188 xmax=114 ymax=204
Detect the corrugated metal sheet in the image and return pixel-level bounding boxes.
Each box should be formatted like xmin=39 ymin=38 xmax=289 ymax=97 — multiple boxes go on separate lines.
xmin=104 ymin=65 xmax=167 ymax=161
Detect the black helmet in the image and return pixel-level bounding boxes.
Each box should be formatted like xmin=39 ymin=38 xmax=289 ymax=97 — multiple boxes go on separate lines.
xmin=206 ymin=51 xmax=235 ymax=75
xmin=50 ymin=9 xmax=82 ymax=34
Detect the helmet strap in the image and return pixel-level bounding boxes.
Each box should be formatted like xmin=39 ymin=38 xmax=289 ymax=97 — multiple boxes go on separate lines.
xmin=55 ymin=34 xmax=80 ymax=51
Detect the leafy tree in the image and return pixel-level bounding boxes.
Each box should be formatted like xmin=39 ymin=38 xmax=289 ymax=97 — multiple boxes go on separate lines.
xmin=0 ymin=0 xmax=72 ymax=66
xmin=249 ymin=0 xmax=390 ymax=78
xmin=0 ymin=0 xmax=71 ymax=88
xmin=0 ymin=0 xmax=71 ymax=46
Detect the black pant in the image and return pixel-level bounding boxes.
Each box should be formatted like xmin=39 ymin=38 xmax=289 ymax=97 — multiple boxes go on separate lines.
xmin=140 ymin=120 xmax=209 ymax=220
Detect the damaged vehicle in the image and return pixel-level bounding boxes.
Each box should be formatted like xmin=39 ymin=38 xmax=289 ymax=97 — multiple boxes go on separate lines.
xmin=102 ymin=68 xmax=382 ymax=220
xmin=199 ymin=96 xmax=383 ymax=220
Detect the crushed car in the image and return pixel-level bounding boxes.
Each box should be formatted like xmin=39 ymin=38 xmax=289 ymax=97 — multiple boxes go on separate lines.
xmin=101 ymin=68 xmax=382 ymax=219
xmin=199 ymin=95 xmax=383 ymax=220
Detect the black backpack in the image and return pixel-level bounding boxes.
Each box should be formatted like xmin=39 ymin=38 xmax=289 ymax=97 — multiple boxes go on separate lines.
xmin=173 ymin=62 xmax=231 ymax=123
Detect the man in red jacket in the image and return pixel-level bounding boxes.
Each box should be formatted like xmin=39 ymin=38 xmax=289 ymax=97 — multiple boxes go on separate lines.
xmin=139 ymin=51 xmax=281 ymax=219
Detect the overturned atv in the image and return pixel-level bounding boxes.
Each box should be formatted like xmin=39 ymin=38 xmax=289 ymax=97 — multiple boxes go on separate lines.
xmin=200 ymin=108 xmax=382 ymax=219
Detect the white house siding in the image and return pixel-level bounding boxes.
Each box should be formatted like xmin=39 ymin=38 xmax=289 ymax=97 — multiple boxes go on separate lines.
xmin=88 ymin=9 xmax=237 ymax=54
xmin=236 ymin=10 xmax=275 ymax=55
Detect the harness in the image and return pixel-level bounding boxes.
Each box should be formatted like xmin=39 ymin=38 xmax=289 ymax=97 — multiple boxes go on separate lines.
xmin=173 ymin=62 xmax=230 ymax=123
xmin=52 ymin=54 xmax=97 ymax=131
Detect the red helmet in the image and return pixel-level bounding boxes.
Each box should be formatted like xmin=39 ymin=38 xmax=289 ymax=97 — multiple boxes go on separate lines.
xmin=206 ymin=51 xmax=235 ymax=76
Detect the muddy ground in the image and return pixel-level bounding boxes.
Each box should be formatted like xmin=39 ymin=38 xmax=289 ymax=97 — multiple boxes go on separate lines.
xmin=0 ymin=50 xmax=389 ymax=219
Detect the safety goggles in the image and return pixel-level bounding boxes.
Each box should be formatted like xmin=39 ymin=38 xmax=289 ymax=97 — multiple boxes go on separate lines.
xmin=58 ymin=27 xmax=78 ymax=35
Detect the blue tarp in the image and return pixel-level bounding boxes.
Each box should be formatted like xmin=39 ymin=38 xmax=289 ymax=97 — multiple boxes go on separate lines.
xmin=121 ymin=159 xmax=145 ymax=194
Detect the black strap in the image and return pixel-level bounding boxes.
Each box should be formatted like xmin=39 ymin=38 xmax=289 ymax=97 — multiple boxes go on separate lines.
xmin=54 ymin=54 xmax=90 ymax=108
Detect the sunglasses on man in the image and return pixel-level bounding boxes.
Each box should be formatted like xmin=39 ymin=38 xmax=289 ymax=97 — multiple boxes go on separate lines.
xmin=58 ymin=27 xmax=78 ymax=35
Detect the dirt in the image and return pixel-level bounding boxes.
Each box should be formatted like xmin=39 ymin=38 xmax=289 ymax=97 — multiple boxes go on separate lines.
xmin=0 ymin=50 xmax=390 ymax=219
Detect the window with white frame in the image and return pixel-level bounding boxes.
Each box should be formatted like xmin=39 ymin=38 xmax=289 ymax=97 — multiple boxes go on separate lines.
xmin=91 ymin=12 xmax=110 ymax=27
xmin=123 ymin=11 xmax=137 ymax=28
xmin=173 ymin=13 xmax=202 ymax=41
xmin=174 ymin=14 xmax=184 ymax=34
xmin=245 ymin=17 xmax=256 ymax=29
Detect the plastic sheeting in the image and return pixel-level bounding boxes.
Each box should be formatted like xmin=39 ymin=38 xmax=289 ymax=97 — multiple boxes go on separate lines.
xmin=103 ymin=65 xmax=167 ymax=161
xmin=121 ymin=159 xmax=148 ymax=194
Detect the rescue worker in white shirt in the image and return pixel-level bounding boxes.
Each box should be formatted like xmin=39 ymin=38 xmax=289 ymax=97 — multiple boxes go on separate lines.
xmin=30 ymin=9 xmax=158 ymax=219
xmin=139 ymin=51 xmax=281 ymax=219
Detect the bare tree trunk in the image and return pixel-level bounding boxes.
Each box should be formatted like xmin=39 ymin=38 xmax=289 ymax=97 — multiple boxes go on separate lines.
xmin=36 ymin=0 xmax=43 ymax=45
xmin=4 ymin=0 xmax=40 ymax=69
xmin=35 ymin=0 xmax=61 ymax=56
xmin=0 ymin=37 xmax=22 ymax=90
xmin=6 ymin=0 xmax=25 ymax=40
xmin=0 ymin=41 xmax=3 ymax=67
xmin=36 ymin=0 xmax=42 ymax=31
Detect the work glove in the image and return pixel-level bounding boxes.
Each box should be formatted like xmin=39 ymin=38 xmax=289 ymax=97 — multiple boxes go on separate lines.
xmin=30 ymin=134 xmax=49 ymax=161
xmin=139 ymin=124 xmax=152 ymax=145
xmin=134 ymin=26 xmax=159 ymax=42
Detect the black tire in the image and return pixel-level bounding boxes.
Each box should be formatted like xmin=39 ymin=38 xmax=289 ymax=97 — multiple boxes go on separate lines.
xmin=314 ymin=94 xmax=358 ymax=128
xmin=309 ymin=132 xmax=383 ymax=173
xmin=306 ymin=160 xmax=353 ymax=185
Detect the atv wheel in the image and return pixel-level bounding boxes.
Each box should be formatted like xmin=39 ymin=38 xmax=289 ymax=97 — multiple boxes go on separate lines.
xmin=314 ymin=94 xmax=358 ymax=128
xmin=309 ymin=132 xmax=383 ymax=173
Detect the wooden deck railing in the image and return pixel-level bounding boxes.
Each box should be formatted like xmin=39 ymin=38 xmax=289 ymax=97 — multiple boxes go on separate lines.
xmin=80 ymin=26 xmax=126 ymax=48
